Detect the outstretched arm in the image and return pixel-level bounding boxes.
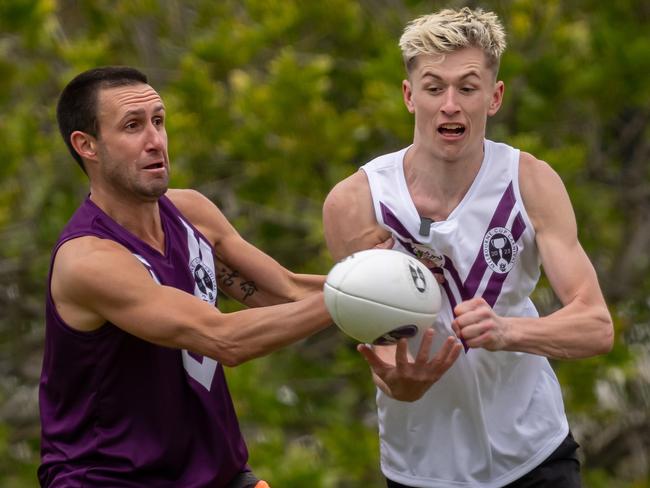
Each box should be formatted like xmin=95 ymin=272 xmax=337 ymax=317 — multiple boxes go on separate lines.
xmin=169 ymin=189 xmax=324 ymax=307
xmin=51 ymin=189 xmax=333 ymax=367
xmin=452 ymin=153 xmax=613 ymax=359
xmin=52 ymin=236 xmax=331 ymax=367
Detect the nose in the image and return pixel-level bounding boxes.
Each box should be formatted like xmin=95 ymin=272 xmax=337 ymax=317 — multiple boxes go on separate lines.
xmin=440 ymin=88 xmax=460 ymax=115
xmin=145 ymin=123 xmax=166 ymax=152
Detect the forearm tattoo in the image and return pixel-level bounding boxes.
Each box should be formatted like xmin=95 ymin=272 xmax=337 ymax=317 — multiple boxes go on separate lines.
xmin=240 ymin=280 xmax=257 ymax=300
xmin=218 ymin=266 xmax=258 ymax=301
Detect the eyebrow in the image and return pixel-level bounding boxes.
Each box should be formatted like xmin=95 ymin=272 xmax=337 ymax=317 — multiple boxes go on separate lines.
xmin=119 ymin=104 xmax=165 ymax=121
xmin=421 ymin=71 xmax=482 ymax=82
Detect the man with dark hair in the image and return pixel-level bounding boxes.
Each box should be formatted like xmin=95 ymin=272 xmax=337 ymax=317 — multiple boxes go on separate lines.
xmin=39 ymin=66 xmax=331 ymax=487
xmin=56 ymin=66 xmax=148 ymax=172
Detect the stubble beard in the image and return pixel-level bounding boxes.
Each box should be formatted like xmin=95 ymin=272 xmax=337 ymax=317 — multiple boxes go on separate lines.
xmin=103 ymin=160 xmax=169 ymax=202
xmin=131 ymin=173 xmax=169 ymax=201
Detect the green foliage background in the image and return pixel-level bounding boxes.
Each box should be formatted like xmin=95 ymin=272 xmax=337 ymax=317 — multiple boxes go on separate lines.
xmin=0 ymin=0 xmax=648 ymax=486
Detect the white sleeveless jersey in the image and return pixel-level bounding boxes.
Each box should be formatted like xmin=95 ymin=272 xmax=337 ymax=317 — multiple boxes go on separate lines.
xmin=361 ymin=140 xmax=568 ymax=488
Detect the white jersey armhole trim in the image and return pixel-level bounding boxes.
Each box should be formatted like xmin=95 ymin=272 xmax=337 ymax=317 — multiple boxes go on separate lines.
xmin=359 ymin=167 xmax=384 ymax=231
xmin=512 ymin=149 xmax=536 ymax=242
xmin=361 ymin=148 xmax=411 ymax=232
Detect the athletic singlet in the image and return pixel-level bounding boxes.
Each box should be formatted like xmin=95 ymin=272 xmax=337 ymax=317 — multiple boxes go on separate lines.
xmin=361 ymin=140 xmax=568 ymax=488
xmin=38 ymin=195 xmax=248 ymax=487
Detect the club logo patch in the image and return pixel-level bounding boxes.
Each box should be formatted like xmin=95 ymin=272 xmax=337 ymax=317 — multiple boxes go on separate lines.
xmin=483 ymin=227 xmax=518 ymax=274
xmin=190 ymin=258 xmax=216 ymax=303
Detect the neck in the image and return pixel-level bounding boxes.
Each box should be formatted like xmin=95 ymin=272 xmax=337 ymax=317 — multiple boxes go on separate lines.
xmin=403 ymin=143 xmax=484 ymax=221
xmin=89 ymin=185 xmax=166 ymax=253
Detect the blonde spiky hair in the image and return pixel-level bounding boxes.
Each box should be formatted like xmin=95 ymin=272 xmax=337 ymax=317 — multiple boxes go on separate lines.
xmin=399 ymin=7 xmax=506 ymax=75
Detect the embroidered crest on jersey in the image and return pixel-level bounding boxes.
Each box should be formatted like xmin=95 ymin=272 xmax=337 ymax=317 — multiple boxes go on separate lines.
xmin=483 ymin=226 xmax=518 ymax=274
xmin=190 ymin=257 xmax=216 ymax=302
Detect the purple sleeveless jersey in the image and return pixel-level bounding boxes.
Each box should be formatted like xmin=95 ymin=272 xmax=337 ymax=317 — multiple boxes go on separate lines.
xmin=38 ymin=195 xmax=248 ymax=487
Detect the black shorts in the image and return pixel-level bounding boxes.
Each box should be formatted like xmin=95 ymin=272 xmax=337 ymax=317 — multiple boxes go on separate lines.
xmin=386 ymin=431 xmax=581 ymax=488
xmin=226 ymin=470 xmax=262 ymax=488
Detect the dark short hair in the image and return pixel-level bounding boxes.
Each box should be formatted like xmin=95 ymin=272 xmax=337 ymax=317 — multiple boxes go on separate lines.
xmin=56 ymin=66 xmax=148 ymax=172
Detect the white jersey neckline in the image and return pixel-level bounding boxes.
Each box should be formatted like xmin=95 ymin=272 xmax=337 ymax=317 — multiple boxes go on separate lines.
xmin=395 ymin=140 xmax=493 ymax=233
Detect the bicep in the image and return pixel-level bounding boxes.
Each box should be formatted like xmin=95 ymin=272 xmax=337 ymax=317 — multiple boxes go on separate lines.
xmin=57 ymin=240 xmax=219 ymax=349
xmin=521 ymin=157 xmax=602 ymax=306
xmin=537 ymin=218 xmax=605 ymax=311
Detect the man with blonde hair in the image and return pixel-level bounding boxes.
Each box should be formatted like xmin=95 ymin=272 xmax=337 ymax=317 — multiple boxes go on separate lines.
xmin=323 ymin=7 xmax=612 ymax=488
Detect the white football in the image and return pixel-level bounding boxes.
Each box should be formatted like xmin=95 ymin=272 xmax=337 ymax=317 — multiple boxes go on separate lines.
xmin=324 ymin=248 xmax=441 ymax=345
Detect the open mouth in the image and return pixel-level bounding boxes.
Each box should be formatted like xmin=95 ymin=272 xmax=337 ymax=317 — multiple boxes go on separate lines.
xmin=438 ymin=123 xmax=465 ymax=136
xmin=143 ymin=162 xmax=164 ymax=170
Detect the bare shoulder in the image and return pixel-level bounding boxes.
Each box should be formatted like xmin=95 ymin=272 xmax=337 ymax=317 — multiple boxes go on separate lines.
xmin=323 ymin=170 xmax=389 ymax=260
xmin=518 ymin=152 xmax=563 ymax=195
xmin=518 ymin=151 xmax=575 ymax=234
xmin=54 ymin=236 xmax=143 ymax=292
xmin=166 ymin=188 xmax=215 ymax=222
xmin=52 ymin=235 xmax=152 ymax=330
xmin=323 ymin=170 xmax=373 ymax=216
xmin=56 ymin=236 xmax=131 ymax=272
xmin=166 ymin=188 xmax=232 ymax=245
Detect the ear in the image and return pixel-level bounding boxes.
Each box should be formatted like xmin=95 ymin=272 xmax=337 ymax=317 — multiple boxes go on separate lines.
xmin=70 ymin=131 xmax=98 ymax=162
xmin=487 ymin=80 xmax=505 ymax=117
xmin=402 ymin=79 xmax=415 ymax=114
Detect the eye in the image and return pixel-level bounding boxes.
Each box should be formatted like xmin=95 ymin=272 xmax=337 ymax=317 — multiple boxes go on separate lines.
xmin=153 ymin=116 xmax=164 ymax=126
xmin=124 ymin=120 xmax=139 ymax=130
xmin=460 ymin=86 xmax=477 ymax=93
xmin=426 ymin=86 xmax=443 ymax=94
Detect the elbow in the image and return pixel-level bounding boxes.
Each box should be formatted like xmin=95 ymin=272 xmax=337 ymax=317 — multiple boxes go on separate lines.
xmin=201 ymin=316 xmax=257 ymax=367
xmin=599 ymin=325 xmax=615 ymax=356
xmin=216 ymin=347 xmax=247 ymax=368
xmin=220 ymin=355 xmax=242 ymax=368
xmin=215 ymin=353 xmax=239 ymax=368
xmin=594 ymin=311 xmax=615 ymax=355
xmin=222 ymin=353 xmax=263 ymax=368
xmin=215 ymin=342 xmax=257 ymax=368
